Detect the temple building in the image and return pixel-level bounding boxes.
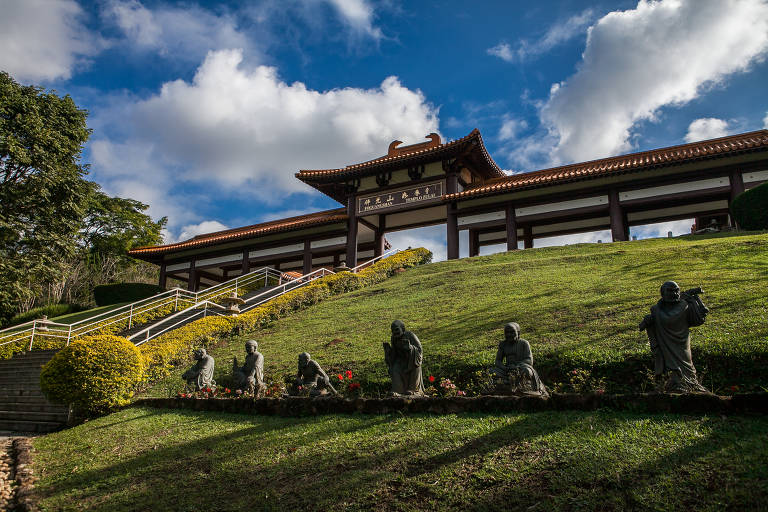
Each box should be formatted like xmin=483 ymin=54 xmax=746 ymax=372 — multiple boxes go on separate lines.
xmin=129 ymin=129 xmax=768 ymax=291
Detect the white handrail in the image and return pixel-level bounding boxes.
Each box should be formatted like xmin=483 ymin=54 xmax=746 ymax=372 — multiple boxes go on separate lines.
xmin=1 ymin=251 xmax=402 ymax=352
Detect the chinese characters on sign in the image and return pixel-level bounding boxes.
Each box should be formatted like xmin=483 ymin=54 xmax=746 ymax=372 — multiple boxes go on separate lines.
xmin=358 ymin=181 xmax=444 ymax=214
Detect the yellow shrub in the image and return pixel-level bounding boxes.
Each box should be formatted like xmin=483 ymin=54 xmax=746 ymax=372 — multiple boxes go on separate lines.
xmin=40 ymin=335 xmax=145 ymax=416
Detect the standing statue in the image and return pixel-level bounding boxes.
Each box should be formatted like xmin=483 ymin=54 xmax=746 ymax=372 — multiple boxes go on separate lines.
xmin=232 ymin=339 xmax=265 ymax=395
xmin=491 ymin=322 xmax=548 ymax=397
xmin=182 ymin=348 xmax=216 ymax=391
xmin=291 ymin=352 xmax=338 ymax=396
xmin=639 ymin=281 xmax=709 ymax=393
xmin=383 ymin=320 xmax=424 ymax=396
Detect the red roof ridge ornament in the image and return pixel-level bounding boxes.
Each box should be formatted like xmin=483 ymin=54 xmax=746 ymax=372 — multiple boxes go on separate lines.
xmin=387 ymin=133 xmax=441 ymax=157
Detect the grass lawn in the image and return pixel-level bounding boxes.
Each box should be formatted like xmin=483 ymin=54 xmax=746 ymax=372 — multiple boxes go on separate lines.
xmin=144 ymin=232 xmax=768 ymax=397
xmin=49 ymin=302 xmax=133 ymax=325
xmin=32 ymin=406 xmax=768 ymax=511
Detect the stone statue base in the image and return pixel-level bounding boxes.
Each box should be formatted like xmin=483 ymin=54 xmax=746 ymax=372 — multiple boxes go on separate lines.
xmin=659 ymin=371 xmax=710 ymax=394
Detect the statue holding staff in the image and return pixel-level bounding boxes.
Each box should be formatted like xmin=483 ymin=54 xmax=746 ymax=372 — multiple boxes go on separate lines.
xmin=639 ymin=281 xmax=709 ymax=393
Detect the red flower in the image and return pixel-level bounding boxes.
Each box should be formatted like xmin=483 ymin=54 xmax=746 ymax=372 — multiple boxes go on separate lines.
xmin=337 ymin=374 xmax=344 ymax=381
xmin=346 ymin=370 xmax=353 ymax=379
xmin=428 ymin=375 xmax=435 ymax=383
xmin=224 ymin=388 xmax=231 ymax=394
xmin=349 ymin=382 xmax=361 ymax=391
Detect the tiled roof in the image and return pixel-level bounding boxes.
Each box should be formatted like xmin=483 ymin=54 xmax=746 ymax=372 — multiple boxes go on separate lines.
xmin=129 ymin=208 xmax=348 ymax=257
xmin=445 ymin=130 xmax=768 ymax=201
xmin=296 ymin=129 xmax=505 ymax=182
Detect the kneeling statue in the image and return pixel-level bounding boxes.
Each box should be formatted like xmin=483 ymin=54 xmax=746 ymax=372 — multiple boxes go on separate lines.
xmin=639 ymin=281 xmax=709 ymax=393
xmin=182 ymin=348 xmax=215 ymax=391
xmin=290 ymin=352 xmax=338 ymax=396
xmin=232 ymin=339 xmax=265 ymax=396
xmin=491 ymin=322 xmax=548 ymax=397
xmin=383 ymin=320 xmax=424 ymax=396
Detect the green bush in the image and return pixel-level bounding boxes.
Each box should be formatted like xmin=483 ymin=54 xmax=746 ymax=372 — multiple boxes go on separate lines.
xmin=3 ymin=303 xmax=82 ymax=328
xmin=731 ymin=182 xmax=768 ymax=230
xmin=94 ymin=282 xmax=164 ymax=306
xmin=40 ymin=334 xmax=145 ymax=416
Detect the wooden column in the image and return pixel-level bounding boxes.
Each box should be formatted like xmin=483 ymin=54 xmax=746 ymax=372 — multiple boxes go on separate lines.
xmin=374 ymin=214 xmax=385 ymax=257
xmin=730 ymin=170 xmax=745 ymax=228
xmin=446 ymin=173 xmax=459 ymax=260
xmin=158 ymin=262 xmax=167 ymax=289
xmin=505 ymin=203 xmax=518 ymax=251
xmin=523 ymin=226 xmax=533 ymax=249
xmin=468 ymin=229 xmax=479 ymax=257
xmin=346 ymin=194 xmax=358 ymax=268
xmin=333 ymin=253 xmax=340 ymax=267
xmin=241 ymin=249 xmax=250 ymax=276
xmin=609 ymin=189 xmax=628 ymax=242
xmin=303 ymin=240 xmax=312 ymax=275
xmin=187 ymin=259 xmax=197 ymax=292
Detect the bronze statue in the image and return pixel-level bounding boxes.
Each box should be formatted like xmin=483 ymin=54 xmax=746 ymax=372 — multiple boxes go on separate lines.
xmin=491 ymin=322 xmax=548 ymax=396
xmin=383 ymin=320 xmax=424 ymax=396
xmin=232 ymin=339 xmax=265 ymax=395
xmin=292 ymin=352 xmax=338 ymax=396
xmin=182 ymin=348 xmax=215 ymax=391
xmin=639 ymin=281 xmax=709 ymax=393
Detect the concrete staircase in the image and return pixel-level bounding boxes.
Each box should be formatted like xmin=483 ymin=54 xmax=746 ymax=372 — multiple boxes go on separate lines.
xmin=0 ymin=350 xmax=68 ymax=433
xmin=117 ymin=283 xmax=284 ymax=341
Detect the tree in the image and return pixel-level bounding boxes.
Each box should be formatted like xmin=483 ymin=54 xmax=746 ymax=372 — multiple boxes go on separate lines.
xmin=82 ymin=181 xmax=167 ymax=258
xmin=0 ymin=72 xmax=91 ymax=320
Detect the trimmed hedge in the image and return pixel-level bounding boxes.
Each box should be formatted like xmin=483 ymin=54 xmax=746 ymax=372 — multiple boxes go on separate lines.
xmin=140 ymin=248 xmax=432 ymax=382
xmin=40 ymin=334 xmax=145 ymax=416
xmin=731 ymin=181 xmax=768 ymax=230
xmin=94 ymin=282 xmax=164 ymax=306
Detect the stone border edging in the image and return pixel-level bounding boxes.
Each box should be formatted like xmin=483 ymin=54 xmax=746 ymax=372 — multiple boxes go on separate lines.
xmin=134 ymin=392 xmax=768 ymax=417
xmin=12 ymin=438 xmax=38 ymax=512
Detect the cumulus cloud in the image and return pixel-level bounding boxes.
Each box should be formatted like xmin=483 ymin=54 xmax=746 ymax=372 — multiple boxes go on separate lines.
xmin=91 ymin=49 xmax=439 ymax=228
xmin=505 ymin=0 xmax=768 ymax=169
xmin=488 ymin=9 xmax=594 ymax=63
xmin=0 ymin=0 xmax=101 ymax=82
xmin=684 ymin=118 xmax=731 ymax=143
xmin=103 ymin=0 xmax=254 ymax=63
xmin=764 ymin=112 xmax=768 ymax=128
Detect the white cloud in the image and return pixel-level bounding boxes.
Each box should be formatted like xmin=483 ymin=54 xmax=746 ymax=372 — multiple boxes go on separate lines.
xmin=487 ymin=43 xmax=514 ymax=62
xmin=505 ymin=0 xmax=768 ymax=169
xmin=385 ymin=225 xmax=453 ymax=263
xmin=684 ymin=118 xmax=730 ymax=143
xmin=630 ymin=219 xmax=693 ymax=239
xmin=498 ymin=116 xmax=528 ymax=141
xmin=764 ymin=112 xmax=768 ymax=128
xmin=326 ymin=0 xmax=383 ymax=40
xmin=0 ymin=0 xmax=101 ymax=82
xmin=488 ymin=9 xmax=593 ymax=63
xmin=104 ymin=0 xmax=255 ymax=63
xmin=91 ymin=49 xmax=439 ymax=228
xmin=176 ymin=221 xmax=229 ymax=243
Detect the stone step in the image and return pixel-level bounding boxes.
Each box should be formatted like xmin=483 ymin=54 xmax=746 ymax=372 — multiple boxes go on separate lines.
xmin=0 ymin=395 xmax=54 ymax=405
xmin=0 ymin=369 xmax=43 ymax=377
xmin=0 ymin=402 xmax=67 ymax=414
xmin=0 ymin=409 xmax=68 ymax=423
xmin=0 ymin=389 xmax=47 ymax=398
xmin=0 ymin=419 xmax=63 ymax=433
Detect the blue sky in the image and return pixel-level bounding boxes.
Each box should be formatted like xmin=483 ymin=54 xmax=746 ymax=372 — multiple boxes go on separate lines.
xmin=3 ymin=0 xmax=768 ymax=260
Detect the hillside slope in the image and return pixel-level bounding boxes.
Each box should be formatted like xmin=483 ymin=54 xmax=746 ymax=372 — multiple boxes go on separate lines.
xmin=146 ymin=232 xmax=768 ymax=396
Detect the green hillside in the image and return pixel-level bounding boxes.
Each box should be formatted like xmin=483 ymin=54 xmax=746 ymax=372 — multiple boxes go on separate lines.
xmin=30 ymin=233 xmax=768 ymax=511
xmin=146 ymin=232 xmax=768 ymax=397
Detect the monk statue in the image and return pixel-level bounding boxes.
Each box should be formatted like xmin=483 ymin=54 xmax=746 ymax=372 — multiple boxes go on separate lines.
xmin=491 ymin=322 xmax=548 ymax=397
xmin=182 ymin=348 xmax=215 ymax=391
xmin=291 ymin=352 xmax=338 ymax=396
xmin=232 ymin=339 xmax=265 ymax=395
xmin=639 ymin=281 xmax=709 ymax=393
xmin=383 ymin=320 xmax=424 ymax=396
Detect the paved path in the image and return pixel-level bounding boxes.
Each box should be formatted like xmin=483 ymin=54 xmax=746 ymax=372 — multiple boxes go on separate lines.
xmin=0 ymin=438 xmax=14 ymax=511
